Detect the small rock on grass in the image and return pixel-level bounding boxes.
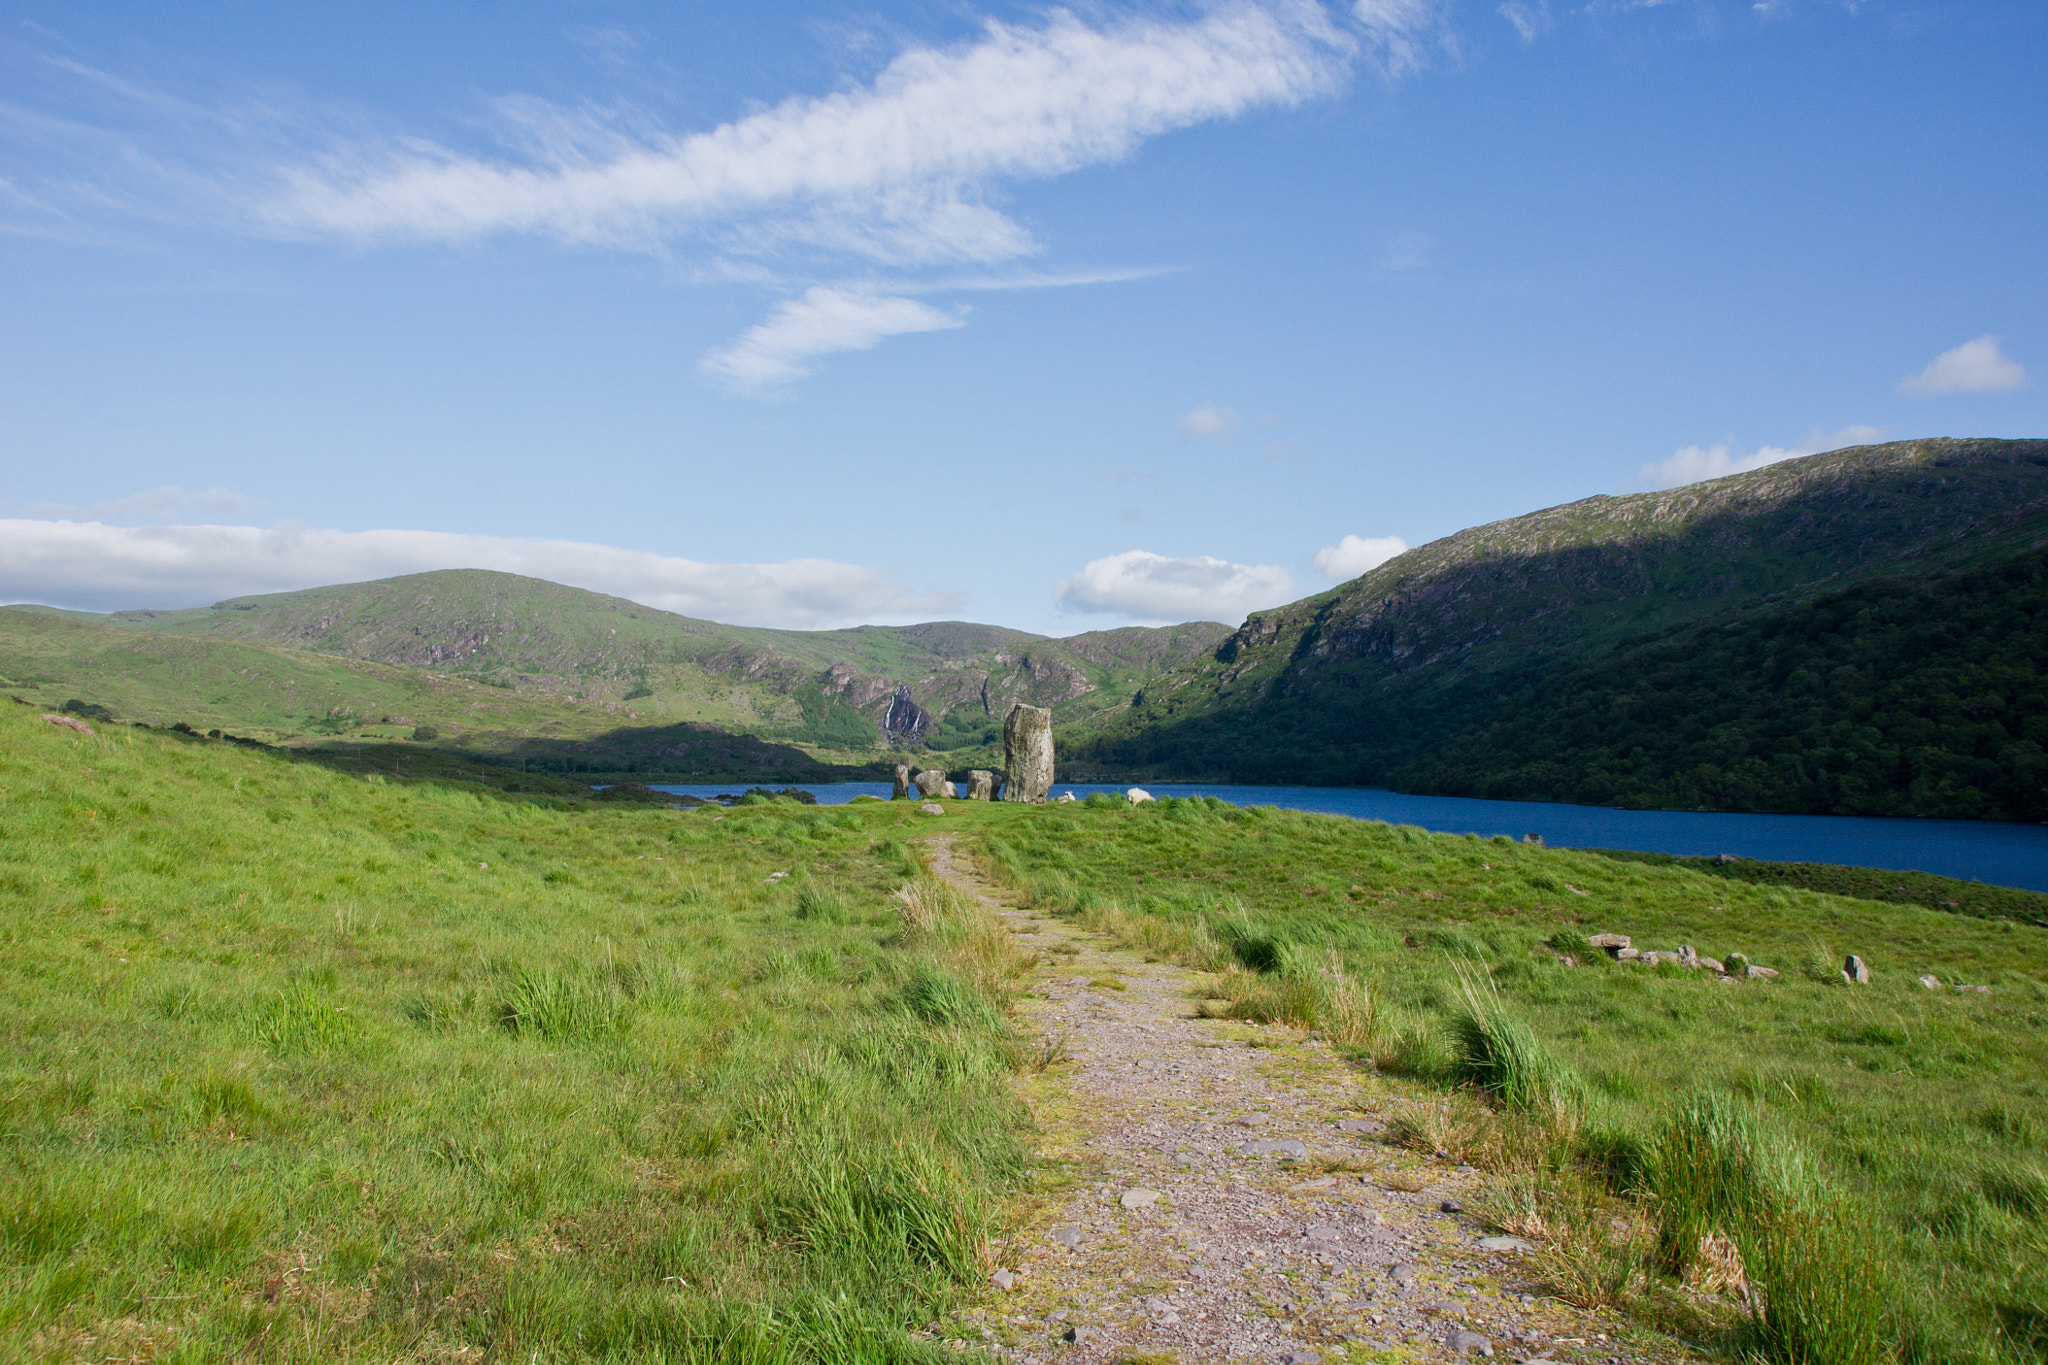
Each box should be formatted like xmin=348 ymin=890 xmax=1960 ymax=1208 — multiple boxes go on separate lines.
xmin=1389 ymin=1263 xmax=1417 ymax=1287
xmin=918 ymin=802 xmax=945 ymax=816
xmin=1282 ymin=1352 xmax=1322 ymax=1364
xmin=1235 ymin=1112 xmax=1274 ymax=1126
xmin=990 ymin=1269 xmax=1017 ymax=1290
xmin=1048 ymin=1225 xmax=1085 ymax=1249
xmin=1450 ymin=1330 xmax=1495 ymax=1357
xmin=1440 ymin=1199 xmax=1464 ymax=1213
xmin=1062 ymin=1325 xmax=1096 ymax=1344
xmin=1477 ymin=1235 xmax=1533 ymax=1252
xmin=1120 ymin=1187 xmax=1162 ymax=1209
xmin=1240 ymin=1139 xmax=1309 ymax=1158
xmin=1336 ymin=1117 xmax=1382 ymax=1134
xmin=1920 ymin=974 xmax=1943 ymax=990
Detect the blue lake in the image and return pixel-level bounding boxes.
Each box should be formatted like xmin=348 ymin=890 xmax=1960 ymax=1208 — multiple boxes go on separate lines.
xmin=648 ymin=781 xmax=2048 ymax=892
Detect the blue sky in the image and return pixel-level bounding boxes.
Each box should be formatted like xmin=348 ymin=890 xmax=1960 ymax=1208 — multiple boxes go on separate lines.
xmin=1 ymin=0 xmax=2041 ymax=632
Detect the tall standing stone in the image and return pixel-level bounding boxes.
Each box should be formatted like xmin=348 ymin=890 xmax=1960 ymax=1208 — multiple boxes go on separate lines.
xmin=1001 ymin=704 xmax=1054 ymax=804
xmin=892 ymin=763 xmax=912 ymax=800
xmin=967 ymin=770 xmax=998 ymax=801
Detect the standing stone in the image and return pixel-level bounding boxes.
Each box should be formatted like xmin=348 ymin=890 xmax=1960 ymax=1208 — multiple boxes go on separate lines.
xmin=967 ymin=770 xmax=998 ymax=801
xmin=1126 ymin=787 xmax=1155 ymax=804
xmin=941 ymin=781 xmax=958 ymax=798
xmin=913 ymin=769 xmax=947 ymax=797
xmin=1843 ymin=954 xmax=1871 ymax=985
xmin=892 ymin=763 xmax=912 ymax=800
xmin=1001 ymin=704 xmax=1054 ymax=804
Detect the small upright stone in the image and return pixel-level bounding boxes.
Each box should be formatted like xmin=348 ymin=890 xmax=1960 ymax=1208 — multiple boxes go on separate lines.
xmin=967 ymin=769 xmax=998 ymax=801
xmin=1001 ymin=704 xmax=1055 ymax=803
xmin=892 ymin=763 xmax=912 ymax=800
xmin=1843 ymin=954 xmax=1871 ymax=984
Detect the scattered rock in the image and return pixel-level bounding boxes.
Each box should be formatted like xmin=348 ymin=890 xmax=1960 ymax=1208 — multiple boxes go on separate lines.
xmin=990 ymin=1269 xmax=1017 ymax=1290
xmin=1843 ymin=954 xmax=1871 ymax=984
xmin=1920 ymin=974 xmax=1943 ymax=990
xmin=1695 ymin=955 xmax=1725 ymax=974
xmin=1235 ymin=1112 xmax=1274 ymax=1126
xmin=1239 ymin=1139 xmax=1309 ymax=1158
xmin=1282 ymin=1352 xmax=1322 ymax=1364
xmin=1953 ymin=983 xmax=1991 ymax=994
xmin=1389 ymin=1263 xmax=1416 ymax=1287
xmin=1120 ymin=1187 xmax=1162 ymax=1209
xmin=1715 ymin=852 xmax=1740 ymax=864
xmin=1048 ymin=1225 xmax=1085 ymax=1249
xmin=1521 ymin=833 xmax=1544 ymax=846
xmin=1588 ymin=933 xmax=1631 ymax=953
xmin=1304 ymin=1223 xmax=1343 ymax=1242
xmin=918 ymin=803 xmax=945 ymax=816
xmin=1677 ymin=945 xmax=1698 ymax=967
xmin=1450 ymin=1329 xmax=1495 ymax=1357
xmin=1746 ymin=964 xmax=1779 ymax=979
xmin=1062 ymin=1325 xmax=1096 ymax=1344
xmin=1001 ymin=704 xmax=1055 ymax=804
xmin=1615 ymin=947 xmax=1641 ymax=961
xmin=1439 ymin=1199 xmax=1464 ymax=1214
xmin=1054 ymin=791 xmax=1077 ymax=803
xmin=1639 ymin=950 xmax=1682 ymax=966
xmin=1477 ymin=1235 xmax=1534 ymax=1253
xmin=967 ymin=769 xmax=999 ymax=801
xmin=40 ymin=714 xmax=92 ymax=735
xmin=1126 ymin=787 xmax=1154 ymax=804
xmin=1335 ymin=1117 xmax=1382 ymax=1134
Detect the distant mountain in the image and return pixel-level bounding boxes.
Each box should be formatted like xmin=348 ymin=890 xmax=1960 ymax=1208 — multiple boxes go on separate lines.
xmin=1061 ymin=438 xmax=2048 ymax=821
xmin=15 ymin=569 xmax=1227 ymax=764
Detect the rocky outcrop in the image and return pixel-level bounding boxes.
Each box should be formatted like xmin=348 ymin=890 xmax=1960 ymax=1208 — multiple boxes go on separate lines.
xmin=1002 ymin=704 xmax=1054 ymax=804
xmin=882 ymin=685 xmax=930 ymax=745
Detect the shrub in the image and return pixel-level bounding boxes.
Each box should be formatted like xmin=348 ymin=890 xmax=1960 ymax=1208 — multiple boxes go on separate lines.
xmin=1220 ymin=917 xmax=1285 ymax=973
xmin=1651 ymin=1092 xmax=1807 ymax=1277
xmin=1449 ymin=968 xmax=1582 ymax=1112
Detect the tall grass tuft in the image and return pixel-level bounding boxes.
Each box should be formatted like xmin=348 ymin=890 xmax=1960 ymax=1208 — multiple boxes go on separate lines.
xmin=1449 ymin=965 xmax=1582 ymax=1112
xmin=493 ymin=965 xmax=631 ymax=1042
xmin=1651 ymin=1092 xmax=1806 ymax=1276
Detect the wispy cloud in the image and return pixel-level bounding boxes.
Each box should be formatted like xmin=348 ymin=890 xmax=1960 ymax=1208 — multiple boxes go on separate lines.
xmin=1632 ymin=424 xmax=1885 ymax=491
xmin=699 ymin=287 xmax=965 ymax=393
xmin=1054 ymin=548 xmax=1293 ymax=625
xmin=0 ymin=520 xmax=959 ymax=628
xmin=271 ymin=4 xmax=1354 ymax=264
xmin=25 ymin=485 xmax=261 ymax=521
xmin=1176 ymin=404 xmax=1242 ymax=443
xmin=1312 ymin=533 xmax=1407 ymax=581
xmin=1898 ymin=335 xmax=2028 ymax=395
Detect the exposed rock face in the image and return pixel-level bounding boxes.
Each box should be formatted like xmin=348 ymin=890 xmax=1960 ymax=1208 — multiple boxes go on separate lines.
xmin=1002 ymin=703 xmax=1054 ymax=803
xmin=913 ymin=769 xmax=947 ymax=797
xmin=967 ymin=770 xmax=998 ymax=801
xmin=892 ymin=763 xmax=912 ymax=799
xmin=882 ymin=684 xmax=930 ymax=745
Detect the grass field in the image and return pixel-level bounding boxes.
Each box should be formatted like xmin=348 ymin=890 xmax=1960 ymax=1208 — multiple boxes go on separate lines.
xmin=975 ymin=796 xmax=2048 ymax=1363
xmin=8 ymin=712 xmax=2046 ymax=1363
xmin=0 ymin=706 xmax=1029 ymax=1363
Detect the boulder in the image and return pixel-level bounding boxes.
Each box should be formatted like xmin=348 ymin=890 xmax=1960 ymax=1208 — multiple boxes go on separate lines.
xmin=1919 ymin=974 xmax=1943 ymax=990
xmin=1589 ymin=933 xmax=1631 ymax=953
xmin=913 ymin=769 xmax=947 ymax=797
xmin=892 ymin=764 xmax=912 ymax=800
xmin=1677 ymin=945 xmax=1698 ymax=967
xmin=941 ymin=781 xmax=958 ymax=798
xmin=1843 ymin=954 xmax=1871 ymax=985
xmin=1126 ymin=787 xmax=1155 ymax=804
xmin=1745 ymin=964 xmax=1779 ymax=979
xmin=1695 ymin=956 xmax=1725 ymax=974
xmin=1640 ymin=950 xmax=1682 ymax=966
xmin=1000 ymin=704 xmax=1054 ymax=804
xmin=41 ymin=714 xmax=93 ymax=736
xmin=1119 ymin=1187 xmax=1161 ymax=1209
xmin=1615 ymin=947 xmax=1641 ymax=961
xmin=1521 ymin=833 xmax=1545 ymax=846
xmin=966 ymin=769 xmax=998 ymax=801
xmin=1055 ymin=791 xmax=1077 ymax=803
xmin=918 ymin=803 xmax=945 ymax=816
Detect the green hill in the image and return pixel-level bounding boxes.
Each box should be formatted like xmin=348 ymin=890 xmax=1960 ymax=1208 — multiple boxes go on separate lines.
xmin=1061 ymin=437 xmax=2048 ymax=821
xmin=4 ymin=570 xmax=1228 ymax=777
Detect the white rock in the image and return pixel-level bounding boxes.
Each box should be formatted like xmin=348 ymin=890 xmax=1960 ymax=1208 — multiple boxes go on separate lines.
xmin=1119 ymin=1187 xmax=1162 ymax=1209
xmin=1126 ymin=787 xmax=1155 ymax=804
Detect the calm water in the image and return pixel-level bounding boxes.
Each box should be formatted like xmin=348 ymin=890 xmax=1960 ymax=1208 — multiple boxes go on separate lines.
xmin=648 ymin=781 xmax=2048 ymax=892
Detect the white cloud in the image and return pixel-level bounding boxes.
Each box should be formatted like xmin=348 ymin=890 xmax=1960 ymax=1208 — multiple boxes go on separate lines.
xmin=0 ymin=520 xmax=959 ymax=628
xmin=1054 ymin=549 xmax=1293 ymax=625
xmin=1312 ymin=533 xmax=1408 ymax=581
xmin=1353 ymin=0 xmax=1450 ymax=76
xmin=699 ymin=287 xmax=965 ymax=393
xmin=1176 ymin=405 xmax=1242 ymax=443
xmin=1633 ymin=424 xmax=1886 ymax=491
xmin=1898 ymin=335 xmax=2028 ymax=395
xmin=272 ymin=5 xmax=1352 ymax=265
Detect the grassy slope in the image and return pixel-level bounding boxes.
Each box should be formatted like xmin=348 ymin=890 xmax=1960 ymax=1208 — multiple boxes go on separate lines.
xmin=92 ymin=571 xmax=1230 ymax=756
xmin=0 ymin=707 xmax=1031 ymax=1362
xmin=971 ymin=798 xmax=2048 ymax=1360
xmin=1059 ymin=439 xmax=2048 ymax=816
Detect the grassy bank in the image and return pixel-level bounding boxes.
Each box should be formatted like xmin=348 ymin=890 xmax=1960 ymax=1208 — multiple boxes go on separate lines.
xmin=972 ymin=796 xmax=2048 ymax=1362
xmin=1583 ymin=848 xmax=2048 ymax=927
xmin=0 ymin=708 xmax=1030 ymax=1362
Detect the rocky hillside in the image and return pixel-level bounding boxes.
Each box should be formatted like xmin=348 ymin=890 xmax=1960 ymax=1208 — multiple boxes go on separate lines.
xmin=1062 ymin=438 xmax=2048 ymax=819
xmin=91 ymin=570 xmax=1230 ymax=753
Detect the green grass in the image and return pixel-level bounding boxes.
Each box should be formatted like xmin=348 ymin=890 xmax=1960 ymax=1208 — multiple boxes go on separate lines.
xmin=969 ymin=795 xmax=2048 ymax=1362
xmin=0 ymin=705 xmax=1031 ymax=1362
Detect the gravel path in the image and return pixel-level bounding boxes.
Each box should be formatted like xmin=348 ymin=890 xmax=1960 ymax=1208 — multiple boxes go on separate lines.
xmin=920 ymin=837 xmax=1702 ymax=1365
